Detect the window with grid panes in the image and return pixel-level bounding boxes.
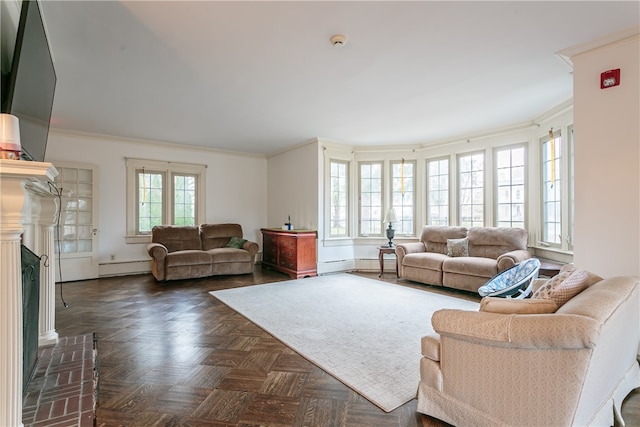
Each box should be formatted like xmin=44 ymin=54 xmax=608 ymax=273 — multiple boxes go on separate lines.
xmin=495 ymin=145 xmax=526 ymax=228
xmin=329 ymin=160 xmax=349 ymax=237
xmin=391 ymin=160 xmax=415 ymax=235
xmin=126 ymin=158 xmax=205 ymax=237
xmin=541 ymin=131 xmax=562 ymax=245
xmin=359 ymin=162 xmax=383 ymax=236
xmin=426 ymin=157 xmax=449 ymax=225
xmin=458 ymin=152 xmax=484 ymax=227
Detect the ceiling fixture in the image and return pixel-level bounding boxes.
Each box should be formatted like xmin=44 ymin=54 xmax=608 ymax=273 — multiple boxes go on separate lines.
xmin=330 ymin=34 xmax=347 ymax=47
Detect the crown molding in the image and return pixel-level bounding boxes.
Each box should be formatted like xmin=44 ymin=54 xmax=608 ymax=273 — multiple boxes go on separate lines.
xmin=557 ymin=25 xmax=639 ymax=59
xmin=48 ymin=128 xmax=266 ymax=159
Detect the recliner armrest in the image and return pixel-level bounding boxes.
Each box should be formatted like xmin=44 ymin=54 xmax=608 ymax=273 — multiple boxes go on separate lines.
xmin=432 ymin=309 xmax=599 ymax=349
xmin=147 ymin=243 xmax=168 ymax=281
xmin=395 ymin=242 xmax=427 ymax=256
xmin=496 ymin=249 xmax=532 ymax=271
xmin=395 ymin=241 xmax=427 ymax=276
xmin=242 ymin=240 xmax=259 ymax=262
xmin=147 ymin=242 xmax=168 ymax=260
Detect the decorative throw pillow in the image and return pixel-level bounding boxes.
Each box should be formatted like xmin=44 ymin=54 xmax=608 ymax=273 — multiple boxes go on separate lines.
xmin=480 ymin=297 xmax=558 ymax=314
xmin=447 ymin=237 xmax=469 ymax=257
xmin=225 ymin=236 xmax=247 ymax=249
xmin=531 ymin=268 xmax=589 ymax=307
xmin=558 ymin=263 xmax=603 ymax=288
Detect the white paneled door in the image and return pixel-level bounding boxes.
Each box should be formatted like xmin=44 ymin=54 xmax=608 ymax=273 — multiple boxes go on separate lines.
xmin=53 ymin=162 xmax=99 ymax=281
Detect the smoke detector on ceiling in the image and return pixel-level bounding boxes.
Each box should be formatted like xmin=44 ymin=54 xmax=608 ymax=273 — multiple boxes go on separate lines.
xmin=330 ymin=34 xmax=347 ymax=47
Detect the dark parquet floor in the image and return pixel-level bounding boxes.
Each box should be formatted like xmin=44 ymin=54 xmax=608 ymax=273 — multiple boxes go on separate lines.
xmin=54 ymin=268 xmax=640 ymax=427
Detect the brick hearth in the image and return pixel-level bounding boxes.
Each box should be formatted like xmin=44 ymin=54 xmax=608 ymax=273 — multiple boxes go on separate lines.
xmin=22 ymin=333 xmax=97 ymax=427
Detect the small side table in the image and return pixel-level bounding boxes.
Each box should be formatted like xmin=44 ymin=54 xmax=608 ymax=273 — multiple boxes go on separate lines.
xmin=378 ymin=246 xmax=398 ymax=277
xmin=539 ymin=260 xmax=563 ymax=278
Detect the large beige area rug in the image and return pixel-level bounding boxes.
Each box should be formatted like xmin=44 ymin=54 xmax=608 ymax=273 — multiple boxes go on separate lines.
xmin=209 ymin=273 xmax=479 ymax=412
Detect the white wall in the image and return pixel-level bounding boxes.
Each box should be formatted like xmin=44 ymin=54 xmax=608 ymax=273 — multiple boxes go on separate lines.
xmin=46 ymin=131 xmax=267 ymax=268
xmin=265 ymin=140 xmax=319 ymax=231
xmin=571 ymin=34 xmax=640 ymax=277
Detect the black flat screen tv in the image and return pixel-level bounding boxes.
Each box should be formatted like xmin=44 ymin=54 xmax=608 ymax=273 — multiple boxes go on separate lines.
xmin=2 ymin=0 xmax=56 ymax=162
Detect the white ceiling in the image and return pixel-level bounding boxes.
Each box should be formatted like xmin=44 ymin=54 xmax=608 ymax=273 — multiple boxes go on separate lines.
xmin=39 ymin=1 xmax=639 ymax=155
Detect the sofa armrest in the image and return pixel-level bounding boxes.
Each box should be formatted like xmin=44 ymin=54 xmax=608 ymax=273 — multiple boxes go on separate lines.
xmin=396 ymin=241 xmax=426 ymax=256
xmin=431 ymin=309 xmax=599 ymax=349
xmin=147 ymin=243 xmax=168 ymax=281
xmin=242 ymin=240 xmax=259 ymax=263
xmin=395 ymin=242 xmax=426 ymax=276
xmin=147 ymin=242 xmax=168 ymax=259
xmin=496 ymin=249 xmax=532 ymax=271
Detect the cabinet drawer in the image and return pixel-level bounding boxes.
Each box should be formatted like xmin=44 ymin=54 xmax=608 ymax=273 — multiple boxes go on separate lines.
xmin=261 ymin=228 xmax=317 ymax=279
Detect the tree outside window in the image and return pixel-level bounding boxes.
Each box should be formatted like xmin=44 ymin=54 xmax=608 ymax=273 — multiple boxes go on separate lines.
xmin=173 ymin=174 xmax=196 ymax=226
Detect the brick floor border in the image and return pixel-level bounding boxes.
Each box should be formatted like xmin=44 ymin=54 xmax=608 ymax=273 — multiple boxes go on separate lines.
xmin=23 ymin=333 xmax=98 ymax=427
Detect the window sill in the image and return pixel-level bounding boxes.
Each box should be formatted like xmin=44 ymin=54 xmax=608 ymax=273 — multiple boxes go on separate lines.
xmin=529 ymin=245 xmax=573 ymax=264
xmin=125 ymin=235 xmax=152 ymax=245
xmin=322 ymin=237 xmax=355 ymax=247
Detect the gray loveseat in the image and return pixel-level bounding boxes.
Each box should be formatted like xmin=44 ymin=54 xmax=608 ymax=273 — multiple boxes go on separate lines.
xmin=147 ymin=223 xmax=258 ymax=281
xmin=396 ymin=226 xmax=531 ymax=293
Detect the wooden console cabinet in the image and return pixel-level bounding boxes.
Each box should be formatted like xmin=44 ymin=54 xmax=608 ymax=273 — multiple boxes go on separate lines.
xmin=261 ymin=228 xmax=317 ymax=279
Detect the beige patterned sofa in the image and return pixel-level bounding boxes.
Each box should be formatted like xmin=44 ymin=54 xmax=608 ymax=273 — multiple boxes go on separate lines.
xmin=396 ymin=226 xmax=532 ymax=293
xmin=147 ymin=223 xmax=258 ymax=281
xmin=417 ymin=272 xmax=640 ymax=426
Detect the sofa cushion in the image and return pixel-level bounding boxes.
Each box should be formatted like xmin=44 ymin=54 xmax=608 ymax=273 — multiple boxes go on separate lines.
xmin=467 ymin=227 xmax=527 ymax=259
xmin=165 ymin=250 xmax=212 ymax=267
xmin=226 ymin=236 xmax=247 ymax=249
xmin=421 ymin=226 xmax=468 ymax=254
xmin=557 ymin=263 xmax=603 ymax=288
xmin=447 ymin=237 xmax=469 ymax=257
xmin=209 ymin=247 xmax=252 ymax=263
xmin=480 ymin=297 xmax=558 ymax=314
xmin=403 ymin=252 xmax=449 ymax=270
xmin=442 ymin=256 xmax=498 ymax=278
xmin=201 ymin=223 xmax=243 ymax=250
xmin=152 ymin=225 xmax=202 ymax=252
xmin=532 ymin=268 xmax=590 ymax=307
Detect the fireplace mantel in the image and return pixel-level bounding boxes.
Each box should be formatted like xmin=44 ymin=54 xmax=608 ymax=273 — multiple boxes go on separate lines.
xmin=1 ymin=159 xmax=58 ymax=427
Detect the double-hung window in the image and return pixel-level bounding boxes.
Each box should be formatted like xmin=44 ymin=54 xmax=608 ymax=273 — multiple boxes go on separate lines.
xmin=329 ymin=160 xmax=349 ymax=237
xmin=126 ymin=158 xmax=206 ymax=240
xmin=541 ymin=130 xmax=562 ymax=246
xmin=458 ymin=152 xmax=485 ymax=227
xmin=426 ymin=157 xmax=449 ymax=225
xmin=494 ymin=144 xmax=526 ymax=228
xmin=359 ymin=161 xmax=383 ymax=236
xmin=391 ymin=160 xmax=415 ymax=235
xmin=567 ymin=126 xmax=574 ymax=251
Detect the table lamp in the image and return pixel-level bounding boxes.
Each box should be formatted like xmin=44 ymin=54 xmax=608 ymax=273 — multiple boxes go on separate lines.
xmin=383 ymin=208 xmax=397 ymax=247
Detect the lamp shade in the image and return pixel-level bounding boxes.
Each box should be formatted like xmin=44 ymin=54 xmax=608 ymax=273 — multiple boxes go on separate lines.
xmin=383 ymin=208 xmax=397 ymax=223
xmin=0 ymin=114 xmax=21 ymax=152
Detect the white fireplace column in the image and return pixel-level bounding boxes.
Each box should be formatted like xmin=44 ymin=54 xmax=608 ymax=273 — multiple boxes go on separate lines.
xmin=24 ymin=181 xmax=59 ymax=346
xmin=0 ymin=160 xmax=58 ymax=427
